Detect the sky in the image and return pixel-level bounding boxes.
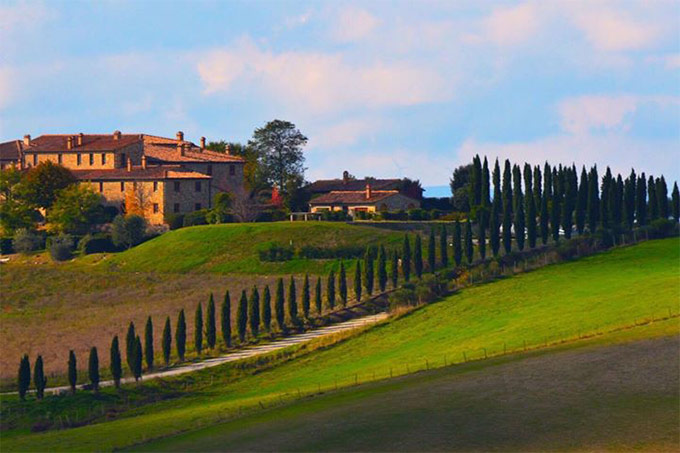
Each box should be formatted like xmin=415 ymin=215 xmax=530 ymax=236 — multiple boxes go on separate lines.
xmin=1 ymin=0 xmax=678 ymax=196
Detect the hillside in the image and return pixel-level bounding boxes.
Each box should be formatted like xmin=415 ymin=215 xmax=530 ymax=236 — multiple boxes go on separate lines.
xmin=102 ymin=221 xmax=404 ymax=274
xmin=3 ymin=238 xmax=679 ymax=451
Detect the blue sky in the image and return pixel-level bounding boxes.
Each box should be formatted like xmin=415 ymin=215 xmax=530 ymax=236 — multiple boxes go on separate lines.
xmin=1 ymin=0 xmax=678 ymax=195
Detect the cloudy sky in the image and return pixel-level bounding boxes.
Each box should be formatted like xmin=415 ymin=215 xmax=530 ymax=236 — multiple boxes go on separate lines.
xmin=1 ymin=0 xmax=678 ymax=194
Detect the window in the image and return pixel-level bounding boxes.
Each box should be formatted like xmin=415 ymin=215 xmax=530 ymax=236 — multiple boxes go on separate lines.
xmin=153 ymin=181 xmax=158 ymax=192
xmin=173 ymin=203 xmax=180 ymax=213
xmin=101 ymin=153 xmax=106 ymax=165
xmin=33 ymin=154 xmax=37 ymax=165
xmin=229 ymin=164 xmax=235 ymax=176
xmin=195 ymin=203 xmax=202 ymax=210
xmin=89 ymin=153 xmax=94 ymax=165
xmin=58 ymin=154 xmax=63 ymax=164
xmin=207 ymin=164 xmax=212 ymax=175
xmin=99 ymin=182 xmax=104 ymax=192
xmin=195 ymin=181 xmax=201 ymax=192
xmin=153 ymin=203 xmax=159 ymax=213
xmin=120 ymin=181 xmax=125 ymax=192
xmin=77 ymin=154 xmax=82 ymax=166
xmin=174 ymin=181 xmax=180 ymax=192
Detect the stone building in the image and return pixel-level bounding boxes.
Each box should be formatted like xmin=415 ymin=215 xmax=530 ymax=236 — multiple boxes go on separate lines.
xmin=0 ymin=139 xmax=24 ymax=170
xmin=309 ymin=183 xmax=420 ymax=217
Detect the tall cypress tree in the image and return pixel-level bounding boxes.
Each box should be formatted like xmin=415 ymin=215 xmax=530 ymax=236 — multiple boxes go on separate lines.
xmin=550 ymin=181 xmax=561 ymax=243
xmin=391 ymin=251 xmax=399 ymax=288
xmin=88 ymin=346 xmax=99 ymax=392
xmin=413 ymin=235 xmax=423 ymax=278
xmin=489 ymin=201 xmax=500 ymax=256
xmin=636 ymin=173 xmax=647 ymax=226
xmin=624 ymin=169 xmax=636 ymax=229
xmin=339 ymin=262 xmax=347 ymax=306
xmin=671 ymin=182 xmax=680 ymax=222
xmin=470 ymin=155 xmax=482 ymax=209
xmin=378 ymin=245 xmax=387 ymax=291
xmin=428 ymin=229 xmax=436 ymax=272
xmin=657 ymin=176 xmax=669 ymax=219
xmin=354 ymin=260 xmax=362 ymax=302
xmin=133 ymin=337 xmax=142 ymax=381
xmin=464 ymin=219 xmax=473 ymax=264
xmin=34 ymin=355 xmax=46 ymax=399
xmin=648 ymin=175 xmax=658 ymax=220
xmin=288 ymin=276 xmax=298 ymax=325
xmin=263 ymin=286 xmax=272 ymax=331
xmin=162 ymin=317 xmax=171 ymax=365
xmin=221 ymin=291 xmax=231 ymax=347
xmin=364 ymin=247 xmax=374 ymax=295
xmin=440 ymin=225 xmax=448 ymax=268
xmin=576 ymin=166 xmax=588 ymax=234
xmin=327 ymin=269 xmax=336 ymax=309
xmin=176 ymin=309 xmax=186 ymax=361
xmin=493 ymin=158 xmax=502 ymax=218
xmin=482 ymin=157 xmax=491 ymax=209
xmin=600 ymin=167 xmax=612 ymax=228
xmin=402 ymin=235 xmax=411 ymax=281
xmin=478 ymin=213 xmax=487 ymax=260
xmin=237 ymin=290 xmax=248 ymax=342
xmin=512 ymin=164 xmax=522 ymax=215
xmin=526 ymin=189 xmax=536 ymax=248
xmin=194 ymin=302 xmax=203 ymax=354
xmin=125 ymin=321 xmax=136 ymax=373
xmin=453 ymin=220 xmax=462 ymax=266
xmin=540 ymin=191 xmax=549 ymax=245
xmin=144 ymin=316 xmax=154 ymax=369
xmin=587 ymin=166 xmax=599 ymax=231
xmin=275 ymin=278 xmax=285 ymax=332
xmin=206 ymin=294 xmax=216 ymax=350
xmin=533 ymin=164 xmax=542 ymax=212
xmin=68 ymin=350 xmax=77 ymax=394
xmin=561 ymin=167 xmax=575 ymax=239
xmin=611 ymin=175 xmax=623 ymax=227
xmin=302 ymin=274 xmax=311 ymax=319
xmin=514 ymin=167 xmax=525 ymax=251
xmin=18 ymin=354 xmax=30 ymax=401
xmin=249 ymin=286 xmax=260 ymax=337
xmin=111 ymin=335 xmax=122 ymax=388
xmin=314 ymin=277 xmax=322 ymax=314
xmin=502 ymin=160 xmax=513 ymax=253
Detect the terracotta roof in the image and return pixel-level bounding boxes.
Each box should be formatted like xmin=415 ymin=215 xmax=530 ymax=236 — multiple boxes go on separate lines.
xmin=0 ymin=140 xmax=22 ymax=161
xmin=142 ymin=135 xmax=245 ymax=163
xmin=310 ymin=190 xmax=413 ymax=205
xmin=307 ymin=177 xmax=402 ymax=193
xmin=72 ymin=165 xmax=211 ymax=181
xmin=26 ymin=134 xmax=142 ymax=152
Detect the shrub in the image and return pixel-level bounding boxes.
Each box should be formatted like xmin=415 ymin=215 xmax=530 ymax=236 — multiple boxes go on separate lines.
xmin=183 ymin=209 xmax=209 ymax=227
xmin=258 ymin=241 xmax=294 ymax=261
xmin=320 ymin=210 xmax=350 ymax=221
xmin=297 ymin=244 xmax=367 ymax=260
xmin=255 ymin=209 xmax=287 ymax=222
xmin=78 ymin=233 xmax=119 ymax=254
xmin=388 ymin=285 xmax=417 ymax=310
xmin=648 ymin=218 xmax=677 ymax=239
xmin=408 ymin=208 xmax=430 ymax=221
xmin=379 ymin=210 xmax=408 ymax=221
xmin=0 ymin=237 xmax=14 ymax=254
xmin=49 ymin=234 xmax=74 ymax=261
xmin=165 ymin=213 xmax=185 ymax=230
xmin=112 ymin=215 xmax=147 ymax=249
xmin=12 ymin=229 xmax=44 ymax=254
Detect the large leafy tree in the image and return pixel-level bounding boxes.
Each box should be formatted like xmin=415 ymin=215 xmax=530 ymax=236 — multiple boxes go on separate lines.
xmin=449 ymin=164 xmax=472 ymax=212
xmin=20 ymin=161 xmax=76 ymax=209
xmin=0 ymin=167 xmax=39 ymax=234
xmin=48 ymin=184 xmax=101 ymax=234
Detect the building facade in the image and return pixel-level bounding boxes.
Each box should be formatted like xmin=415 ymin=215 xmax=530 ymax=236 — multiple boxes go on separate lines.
xmin=309 ymin=184 xmax=420 ymax=217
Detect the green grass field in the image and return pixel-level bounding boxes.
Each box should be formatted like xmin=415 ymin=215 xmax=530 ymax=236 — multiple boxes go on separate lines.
xmin=3 ymin=238 xmax=679 ymax=451
xmin=101 ymin=221 xmax=404 ymax=274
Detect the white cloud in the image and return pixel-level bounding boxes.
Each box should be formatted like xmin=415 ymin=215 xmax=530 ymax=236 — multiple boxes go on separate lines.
xmin=569 ymin=8 xmax=662 ymax=52
xmin=0 ymin=0 xmax=55 ymax=34
xmin=310 ymin=117 xmax=384 ymax=149
xmin=483 ymin=2 xmax=539 ymax=46
xmin=331 ymin=7 xmax=379 ymax=43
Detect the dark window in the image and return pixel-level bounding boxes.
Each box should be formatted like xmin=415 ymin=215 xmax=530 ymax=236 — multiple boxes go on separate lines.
xmin=153 ymin=203 xmax=159 ymax=213
xmin=153 ymin=181 xmax=158 ymax=192
xmin=173 ymin=203 xmax=180 ymax=213
xmin=120 ymin=181 xmax=125 ymax=192
xmin=58 ymin=154 xmax=63 ymax=164
xmin=89 ymin=153 xmax=94 ymax=165
xmin=195 ymin=203 xmax=201 ymax=210
xmin=195 ymin=181 xmax=201 ymax=192
xmin=101 ymin=153 xmax=106 ymax=165
xmin=99 ymin=182 xmax=104 ymax=192
xmin=229 ymin=164 xmax=235 ymax=175
xmin=174 ymin=181 xmax=180 ymax=192
xmin=77 ymin=154 xmax=82 ymax=166
xmin=33 ymin=154 xmax=37 ymax=165
xmin=207 ymin=164 xmax=212 ymax=175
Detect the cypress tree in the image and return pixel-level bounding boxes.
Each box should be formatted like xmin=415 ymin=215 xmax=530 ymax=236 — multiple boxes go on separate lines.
xmin=440 ymin=225 xmax=448 ymax=268
xmin=339 ymin=262 xmax=347 ymax=306
xmin=314 ymin=277 xmax=322 ymax=314
xmin=133 ymin=336 xmax=142 ymax=381
xmin=464 ymin=219 xmax=473 ymax=264
xmin=162 ymin=317 xmax=171 ymax=365
xmin=561 ymin=167 xmax=575 ymax=239
xmin=526 ymin=189 xmax=536 ymax=248
xmin=610 ymin=175 xmax=623 ymax=227
xmin=354 ymin=260 xmax=362 ymax=302
xmin=263 ymin=286 xmax=272 ymax=332
xmin=302 ymin=274 xmax=311 ymax=319
xmin=636 ymin=173 xmax=647 ymax=226
xmin=550 ymin=183 xmax=560 ymax=243
xmin=533 ymin=164 xmax=542 ymax=212
xmin=502 ymin=160 xmax=513 ymax=253
xmin=34 ymin=355 xmax=46 ymax=400
xmin=125 ymin=321 xmax=136 ymax=373
xmin=221 ymin=291 xmax=232 ymax=347
xmin=514 ymin=168 xmax=525 ymax=250
xmin=327 ymin=269 xmax=336 ymax=309
xmin=88 ymin=346 xmax=99 ymax=392
xmin=249 ymin=286 xmax=260 ymax=336
xmin=587 ymin=166 xmax=599 ymax=232
xmin=427 ymin=229 xmax=436 ymax=272
xmin=512 ymin=164 xmax=522 ymax=215
xmin=624 ymin=169 xmax=636 ymax=228
xmin=672 ymin=182 xmax=679 ymax=222
xmin=489 ymin=201 xmax=500 ymax=257
xmin=206 ymin=294 xmax=216 ymax=350
xmin=413 ymin=235 xmax=423 ymax=279
xmin=176 ymin=309 xmax=186 ymax=361
xmin=470 ymin=155 xmax=482 ymax=209
xmin=144 ymin=316 xmax=154 ymax=369
xmin=453 ymin=220 xmax=462 ymax=265
xmin=275 ymin=278 xmax=286 ymax=332
xmin=68 ymin=350 xmax=77 ymax=394
xmin=576 ymin=166 xmax=587 ymax=234
xmin=493 ymin=158 xmax=502 ymax=210
xmin=194 ymin=302 xmax=203 ymax=354
xmin=600 ymin=167 xmax=612 ymax=228
xmin=18 ymin=354 xmax=30 ymax=401
xmin=363 ymin=247 xmax=374 ymax=295
xmin=402 ymin=235 xmax=411 ymax=281
xmin=237 ymin=290 xmax=248 ymax=342
xmin=657 ymin=176 xmax=669 ymax=219
xmin=378 ymin=245 xmax=387 ymax=292
xmin=648 ymin=175 xmax=658 ymax=220
xmin=288 ymin=276 xmax=298 ymax=325
xmin=391 ymin=251 xmax=399 ymax=288
xmin=110 ymin=336 xmax=122 ymax=388
xmin=478 ymin=214 xmax=486 ymax=260
xmin=540 ymin=191 xmax=549 ymax=244
xmin=482 ymin=157 xmax=491 ymax=209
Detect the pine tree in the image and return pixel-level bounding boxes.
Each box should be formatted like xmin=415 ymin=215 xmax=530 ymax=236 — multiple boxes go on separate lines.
xmin=514 ymin=168 xmax=525 ymax=250
xmin=391 ymin=251 xmax=399 ymax=288
xmin=427 ymin=229 xmax=436 ymax=272
xmin=328 ymin=269 xmax=336 ymax=309
xmin=125 ymin=321 xmax=136 ymax=374
xmin=453 ymin=220 xmax=462 ymax=265
xmin=206 ymin=294 xmax=216 ymax=350
xmin=657 ymin=176 xmax=669 ymax=219
xmin=402 ymin=235 xmax=411 ymax=281
xmin=34 ymin=355 xmax=46 ymax=400
xmin=636 ymin=173 xmax=647 ymax=226
xmin=221 ymin=291 xmax=232 ymax=347
xmin=587 ymin=166 xmax=599 ymax=232
xmin=162 ymin=317 xmax=171 ymax=365
xmin=489 ymin=201 xmax=500 ymax=256
xmin=302 ymin=274 xmax=311 ymax=319
xmin=275 ymin=278 xmax=285 ymax=332
xmin=439 ymin=225 xmax=448 ymax=268
xmin=288 ymin=276 xmax=298 ymax=325
xmin=624 ymin=169 xmax=636 ymax=229
xmin=478 ymin=214 xmax=486 ymax=260
xmin=88 ymin=346 xmax=99 ymax=392
xmin=672 ymin=182 xmax=680 ymax=222
xmin=176 ymin=309 xmax=186 ymax=361
xmin=237 ymin=290 xmax=248 ymax=342
xmin=576 ymin=166 xmax=587 ymax=234
xmin=378 ymin=245 xmax=387 ymax=291
xmin=354 ymin=260 xmax=362 ymax=302
xmin=249 ymin=286 xmax=260 ymax=337
xmin=18 ymin=354 xmax=30 ymax=401
xmin=263 ymin=286 xmax=272 ymax=332
xmin=413 ymin=235 xmax=423 ymax=279
xmin=194 ymin=302 xmax=203 ymax=354
xmin=68 ymin=350 xmax=77 ymax=394
xmin=364 ymin=247 xmax=374 ymax=295
xmin=648 ymin=175 xmax=658 ymax=220
xmin=110 ymin=336 xmax=122 ymax=388
xmin=314 ymin=277 xmax=322 ymax=314
xmin=339 ymin=262 xmax=347 ymax=306
xmin=133 ymin=336 xmax=142 ymax=381
xmin=464 ymin=219 xmax=473 ymax=264
xmin=144 ymin=316 xmax=154 ymax=369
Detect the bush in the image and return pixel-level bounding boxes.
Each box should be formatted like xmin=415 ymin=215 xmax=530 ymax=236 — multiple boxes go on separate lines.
xmin=408 ymin=209 xmax=430 ymax=221
xmin=255 ymin=210 xmax=288 ymax=222
xmin=593 ymin=228 xmax=614 ymax=249
xmin=257 ymin=242 xmax=294 ymax=261
xmin=183 ymin=209 xmax=209 ymax=227
xmin=388 ymin=286 xmax=417 ymax=310
xmin=297 ymin=244 xmax=370 ymax=260
xmin=12 ymin=229 xmax=44 ymax=254
xmin=648 ymin=218 xmax=677 ymax=239
xmin=93 ymin=205 xmax=119 ymax=224
xmin=165 ymin=213 xmax=185 ymax=230
xmin=378 ymin=210 xmax=408 ymax=221
xmin=112 ymin=215 xmax=147 ymax=249
xmin=319 ymin=210 xmax=350 ymax=221
xmin=0 ymin=237 xmax=13 ymax=255
xmin=49 ymin=234 xmax=74 ymax=261
xmin=78 ymin=233 xmax=119 ymax=254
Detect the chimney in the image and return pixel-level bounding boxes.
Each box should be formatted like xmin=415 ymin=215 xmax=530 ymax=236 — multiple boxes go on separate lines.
xmin=365 ymin=183 xmax=372 ymax=200
xmin=113 ymin=130 xmax=121 ymax=140
xmin=225 ymin=144 xmax=231 ymax=155
xmin=77 ymin=133 xmax=84 ymax=146
xmin=176 ymin=131 xmax=184 ymax=142
xmin=23 ymin=135 xmax=30 ymax=146
xmin=67 ymin=136 xmax=73 ymax=150
xmin=141 ymin=155 xmax=147 ymax=170
xmin=126 ymin=157 xmax=132 ymax=172
xmin=343 ymin=170 xmax=349 ymax=183
xmin=200 ymin=137 xmax=206 ymax=149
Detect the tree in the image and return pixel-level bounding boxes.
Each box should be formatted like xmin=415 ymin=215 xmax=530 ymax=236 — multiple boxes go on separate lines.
xmin=275 ymin=278 xmax=286 ymax=332
xmin=469 ymin=155 xmax=482 ymax=210
xmin=162 ymin=317 xmax=172 ymax=365
xmin=20 ymin=161 xmax=76 ymax=209
xmin=402 ymin=235 xmax=411 ymax=281
xmin=327 ymin=269 xmax=336 ymax=309
xmin=176 ymin=309 xmax=187 ymax=361
xmin=34 ymin=355 xmax=47 ymax=400
xmin=514 ymin=173 xmax=525 ymax=251
xmin=111 ymin=214 xmax=147 ymax=249
xmin=18 ymin=354 xmax=30 ymax=401
xmin=482 ymin=157 xmax=491 ymax=210
xmin=391 ymin=251 xmax=399 ymax=288
xmin=526 ymin=189 xmax=536 ymax=248
xmin=449 ymin=163 xmax=473 ymax=212
xmin=88 ymin=347 xmax=100 ymax=392
xmin=657 ymin=176 xmax=669 ymax=219
xmin=464 ymin=219 xmax=473 ymax=264
xmin=249 ymin=286 xmax=260 ymax=337
xmin=144 ymin=316 xmax=154 ymax=369
xmin=561 ymin=167 xmax=575 ymax=239
xmin=502 ymin=160 xmax=513 ymax=254
xmin=68 ymin=350 xmax=77 ymax=394
xmin=288 ymin=276 xmax=298 ymax=325
xmin=363 ymin=248 xmax=374 ymax=295
xmin=540 ymin=191 xmax=549 ymax=244
xmin=672 ymin=182 xmax=680 ymax=222
xmin=206 ymin=294 xmax=216 ymax=349
xmin=133 ymin=336 xmax=143 ymax=381
xmin=427 ymin=229 xmax=436 ymax=272
xmin=600 ymin=167 xmax=612 ymax=228
xmin=377 ymin=245 xmax=388 ymax=292
xmin=550 ymin=177 xmax=561 ymax=243
xmin=648 ymin=175 xmax=658 ymax=220
xmin=478 ymin=213 xmax=487 ymax=260
xmin=47 ymin=184 xmax=101 ymax=234
xmin=221 ymin=291 xmax=232 ymax=347
xmin=338 ymin=262 xmax=347 ymax=306
xmin=440 ymin=225 xmax=448 ymax=268
xmin=624 ymin=169 xmax=636 ymax=229
xmin=314 ymin=277 xmax=322 ymax=314
xmin=302 ymin=275 xmax=311 ymax=319
xmin=489 ymin=201 xmax=500 ymax=257
xmin=636 ymin=173 xmax=647 ymax=226
xmin=262 ymin=286 xmax=272 ymax=332
xmin=610 ymin=175 xmax=623 ymax=227
xmin=576 ymin=166 xmax=588 ymax=234
xmin=110 ymin=336 xmax=122 ymax=388
xmin=587 ymin=166 xmax=599 ymax=232
xmin=248 ymin=120 xmax=308 ymax=196
xmin=194 ymin=302 xmax=204 ymax=354
xmin=354 ymin=260 xmax=362 ymax=302
xmin=453 ymin=220 xmax=462 ymax=266
xmin=237 ymin=290 xmax=248 ymax=342
xmin=126 ymin=322 xmax=136 ymax=373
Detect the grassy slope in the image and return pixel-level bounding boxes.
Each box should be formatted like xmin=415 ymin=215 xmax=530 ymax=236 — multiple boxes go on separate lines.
xmin=102 ymin=221 xmax=404 ymax=274
xmin=4 ymin=238 xmax=679 ymax=451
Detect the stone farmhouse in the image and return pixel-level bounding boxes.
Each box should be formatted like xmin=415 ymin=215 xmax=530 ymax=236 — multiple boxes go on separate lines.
xmin=0 ymin=132 xmax=245 ymax=224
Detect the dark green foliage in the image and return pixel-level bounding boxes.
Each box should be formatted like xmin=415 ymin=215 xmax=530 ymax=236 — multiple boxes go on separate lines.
xmin=125 ymin=322 xmax=136 ymax=373
xmin=144 ymin=316 xmax=154 ymax=369
xmin=561 ymin=166 xmax=576 ymax=239
xmin=249 ymin=286 xmax=260 ymax=336
xmin=648 ymin=175 xmax=658 ymax=220
xmin=413 ymin=235 xmax=423 ymax=278
xmin=636 ymin=173 xmax=647 ymax=226
xmin=657 ymin=176 xmax=668 ymax=220
xmin=576 ymin=166 xmax=588 ymax=234
xmin=21 ymin=160 xmax=76 ymax=209
xmin=364 ymin=247 xmax=374 ymax=294
xmin=338 ymin=262 xmax=347 ymax=306
xmin=378 ymin=245 xmax=388 ymax=291
xmin=600 ymin=167 xmax=612 ymax=228
xmin=427 ymin=229 xmax=436 ymax=272
xmin=493 ymin=158 xmax=502 ymax=215
xmin=610 ymin=176 xmax=623 ymax=227
xmin=314 ymin=278 xmax=322 ymax=314
xmin=327 ymin=269 xmax=336 ymax=309
xmin=477 ymin=214 xmax=486 ymax=260
xmin=464 ymin=219 xmax=473 ymax=264
xmin=540 ymin=191 xmax=549 ymax=245
xmin=68 ymin=350 xmax=77 ymax=394
xmin=489 ymin=201 xmax=500 ymax=256
xmin=18 ymin=354 xmax=30 ymax=401
xmin=551 ymin=169 xmax=561 ymax=243
xmin=221 ymin=292 xmax=232 ymax=347
xmin=176 ymin=309 xmax=186 ymax=361
xmin=439 ymin=225 xmax=448 ymax=268
xmin=526 ymin=189 xmax=536 ymax=248
xmin=587 ymin=166 xmax=599 ymax=232
xmin=111 ymin=214 xmax=147 ymax=249
xmin=453 ymin=220 xmax=462 ymax=265
xmin=514 ymin=170 xmax=525 ymax=251
xmin=672 ymin=182 xmax=679 ymax=222
xmin=354 ymin=260 xmax=362 ymax=302
xmin=512 ymin=164 xmax=522 ymax=215
xmin=237 ymin=290 xmax=248 ymax=342
xmin=275 ymin=278 xmax=285 ymax=332
xmin=49 ymin=234 xmax=74 ymax=261
xmin=162 ymin=318 xmax=171 ymax=365
xmin=206 ymin=294 xmax=216 ymax=349
xmin=133 ymin=336 xmax=142 ymax=381
xmin=88 ymin=347 xmax=99 ymax=391
xmin=624 ymin=169 xmax=636 ymax=228
xmin=288 ymin=276 xmax=298 ymax=325
xmin=194 ymin=302 xmax=203 ymax=354
xmin=110 ymin=336 xmax=122 ymax=388
xmin=262 ymin=287 xmax=272 ymax=332
xmin=34 ymin=355 xmax=46 ymax=399
xmin=470 ymin=155 xmax=482 ymax=208
xmin=402 ymin=235 xmax=411 ymax=281
xmin=481 ymin=157 xmax=491 ymax=209
xmin=302 ymin=274 xmax=311 ymax=319
xmin=391 ymin=251 xmax=399 ymax=288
